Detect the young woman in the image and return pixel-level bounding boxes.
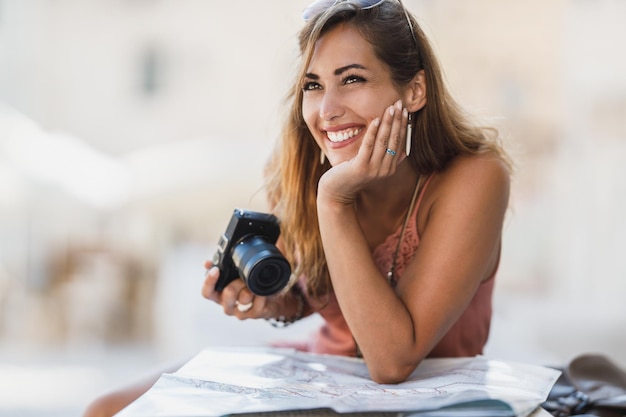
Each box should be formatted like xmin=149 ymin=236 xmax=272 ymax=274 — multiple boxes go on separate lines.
xmin=84 ymin=0 xmax=510 ymax=415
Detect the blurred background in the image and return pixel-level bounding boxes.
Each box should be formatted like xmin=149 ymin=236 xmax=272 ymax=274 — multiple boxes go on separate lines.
xmin=1 ymin=0 xmax=625 ymax=415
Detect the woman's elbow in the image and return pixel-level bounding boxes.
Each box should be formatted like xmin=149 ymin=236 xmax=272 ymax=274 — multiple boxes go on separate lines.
xmin=368 ymin=359 xmax=422 ymax=384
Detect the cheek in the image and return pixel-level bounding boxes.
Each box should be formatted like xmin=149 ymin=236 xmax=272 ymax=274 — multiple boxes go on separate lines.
xmin=301 ymin=98 xmax=318 ymax=134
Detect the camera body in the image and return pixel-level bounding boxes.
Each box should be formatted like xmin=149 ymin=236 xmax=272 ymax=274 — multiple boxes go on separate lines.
xmin=212 ymin=209 xmax=291 ymax=296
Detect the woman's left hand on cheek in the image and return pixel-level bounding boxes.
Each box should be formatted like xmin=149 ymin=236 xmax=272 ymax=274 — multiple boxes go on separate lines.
xmin=318 ymin=100 xmax=408 ymax=205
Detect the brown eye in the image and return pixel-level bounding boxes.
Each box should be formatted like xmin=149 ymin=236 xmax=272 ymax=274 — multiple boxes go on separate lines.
xmin=343 ymin=75 xmax=366 ymax=85
xmin=302 ymin=81 xmax=322 ymax=91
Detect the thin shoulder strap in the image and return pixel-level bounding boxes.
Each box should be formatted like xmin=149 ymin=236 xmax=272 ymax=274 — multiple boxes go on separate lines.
xmin=387 ymin=175 xmax=424 ymax=282
xmin=414 ymin=174 xmax=434 ymax=217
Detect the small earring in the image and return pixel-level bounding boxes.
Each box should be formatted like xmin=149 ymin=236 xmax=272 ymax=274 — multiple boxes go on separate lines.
xmin=406 ymin=113 xmax=412 ymax=156
xmin=320 ymin=150 xmax=326 ymax=165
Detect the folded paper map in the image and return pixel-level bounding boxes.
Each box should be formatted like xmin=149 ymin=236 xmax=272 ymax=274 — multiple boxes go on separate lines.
xmin=116 ymin=347 xmax=560 ymax=417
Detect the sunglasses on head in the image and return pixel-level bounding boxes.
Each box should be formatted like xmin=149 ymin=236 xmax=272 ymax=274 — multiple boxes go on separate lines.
xmin=302 ymin=0 xmax=417 ymax=46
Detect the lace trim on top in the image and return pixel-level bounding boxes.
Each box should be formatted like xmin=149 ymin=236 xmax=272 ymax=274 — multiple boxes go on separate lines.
xmin=371 ymin=212 xmax=419 ymax=283
xmin=371 ymin=175 xmax=433 ymax=283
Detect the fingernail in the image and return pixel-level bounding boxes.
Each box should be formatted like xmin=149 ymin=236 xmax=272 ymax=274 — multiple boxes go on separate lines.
xmin=373 ymin=118 xmax=380 ymax=127
xmin=388 ymin=106 xmax=395 ymax=116
xmin=403 ymin=108 xmax=408 ymax=118
xmin=395 ymin=100 xmax=402 ymax=110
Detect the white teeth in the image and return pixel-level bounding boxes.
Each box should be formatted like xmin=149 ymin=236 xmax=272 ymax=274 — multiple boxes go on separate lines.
xmin=326 ymin=128 xmax=362 ymax=143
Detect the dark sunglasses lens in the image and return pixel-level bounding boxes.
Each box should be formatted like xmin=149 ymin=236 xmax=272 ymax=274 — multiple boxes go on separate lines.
xmin=302 ymin=0 xmax=337 ymax=20
xmin=302 ymin=0 xmax=385 ymax=21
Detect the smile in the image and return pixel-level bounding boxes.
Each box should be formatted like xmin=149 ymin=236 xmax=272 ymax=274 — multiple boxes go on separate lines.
xmin=326 ymin=127 xmax=363 ymax=143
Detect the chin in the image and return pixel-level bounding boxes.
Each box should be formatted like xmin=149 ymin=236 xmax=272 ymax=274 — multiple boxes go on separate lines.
xmin=326 ymin=155 xmax=349 ymax=166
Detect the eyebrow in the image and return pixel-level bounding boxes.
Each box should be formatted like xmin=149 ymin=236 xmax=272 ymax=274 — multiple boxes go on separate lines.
xmin=305 ymin=63 xmax=367 ymax=80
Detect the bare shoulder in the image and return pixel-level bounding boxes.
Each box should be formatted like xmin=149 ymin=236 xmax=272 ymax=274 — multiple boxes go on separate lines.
xmin=419 ymin=153 xmax=510 ymax=226
xmin=442 ymin=152 xmax=511 ymax=193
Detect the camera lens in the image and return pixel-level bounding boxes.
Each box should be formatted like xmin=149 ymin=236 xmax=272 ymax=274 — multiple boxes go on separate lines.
xmin=231 ymin=236 xmax=291 ymax=296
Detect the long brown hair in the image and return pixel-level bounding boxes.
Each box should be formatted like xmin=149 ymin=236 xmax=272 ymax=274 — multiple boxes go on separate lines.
xmin=264 ymin=1 xmax=509 ymax=298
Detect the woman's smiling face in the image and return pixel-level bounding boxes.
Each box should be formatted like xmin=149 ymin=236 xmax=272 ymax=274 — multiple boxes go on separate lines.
xmin=301 ymin=23 xmax=404 ymax=166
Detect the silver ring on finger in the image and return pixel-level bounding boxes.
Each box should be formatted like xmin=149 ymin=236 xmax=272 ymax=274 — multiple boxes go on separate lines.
xmin=235 ymin=300 xmax=254 ymax=313
xmin=385 ymin=148 xmax=397 ymax=156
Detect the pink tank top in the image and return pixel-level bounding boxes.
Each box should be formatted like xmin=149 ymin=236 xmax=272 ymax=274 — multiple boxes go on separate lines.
xmin=300 ymin=175 xmax=496 ymax=358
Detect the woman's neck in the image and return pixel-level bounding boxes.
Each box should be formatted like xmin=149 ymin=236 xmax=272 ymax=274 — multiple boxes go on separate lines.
xmin=355 ymin=162 xmax=420 ymax=247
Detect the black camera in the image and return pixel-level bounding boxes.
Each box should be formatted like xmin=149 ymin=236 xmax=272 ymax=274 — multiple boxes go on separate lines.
xmin=212 ymin=209 xmax=291 ymax=296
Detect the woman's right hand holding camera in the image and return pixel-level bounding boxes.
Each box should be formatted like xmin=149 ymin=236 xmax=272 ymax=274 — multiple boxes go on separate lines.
xmin=201 ymin=260 xmax=275 ymax=320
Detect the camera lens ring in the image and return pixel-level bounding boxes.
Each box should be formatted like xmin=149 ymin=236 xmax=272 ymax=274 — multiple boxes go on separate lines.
xmin=241 ymin=252 xmax=291 ymax=296
xmin=232 ymin=236 xmax=291 ymax=296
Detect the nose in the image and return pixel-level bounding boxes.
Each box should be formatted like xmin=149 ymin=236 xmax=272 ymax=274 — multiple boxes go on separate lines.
xmin=319 ymin=87 xmax=344 ymax=122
